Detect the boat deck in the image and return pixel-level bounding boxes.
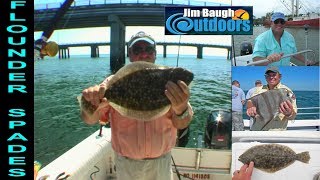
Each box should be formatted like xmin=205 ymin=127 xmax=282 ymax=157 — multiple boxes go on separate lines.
xmin=243 ymin=119 xmax=320 ymax=131
xmin=36 ymin=128 xmax=232 ymax=180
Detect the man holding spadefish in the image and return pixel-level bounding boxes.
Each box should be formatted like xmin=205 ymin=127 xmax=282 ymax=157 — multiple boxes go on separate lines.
xmin=246 ymin=67 xmax=297 ymax=130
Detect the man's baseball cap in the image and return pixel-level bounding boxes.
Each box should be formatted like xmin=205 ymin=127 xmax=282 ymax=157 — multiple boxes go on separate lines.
xmin=271 ymin=12 xmax=285 ymax=21
xmin=255 ymin=80 xmax=262 ymax=85
xmin=265 ymin=66 xmax=280 ymax=74
xmin=128 ymin=31 xmax=156 ymax=48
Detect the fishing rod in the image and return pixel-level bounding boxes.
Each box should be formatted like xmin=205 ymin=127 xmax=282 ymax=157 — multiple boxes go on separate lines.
xmin=173 ymin=34 xmax=196 ymax=180
xmin=175 ymin=34 xmax=191 ymax=146
xmin=34 ymin=0 xmax=74 ymax=59
xmin=231 ymin=35 xmax=236 ymax=66
xmin=176 ymin=35 xmax=182 ymax=67
xmin=246 ymin=49 xmax=316 ymax=66
xmin=173 ymin=34 xmax=183 ymax=180
xmin=41 ymin=0 xmax=75 ymax=40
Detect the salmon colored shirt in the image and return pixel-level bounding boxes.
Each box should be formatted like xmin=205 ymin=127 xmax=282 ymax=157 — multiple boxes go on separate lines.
xmin=100 ymin=76 xmax=179 ymax=160
xmin=100 ymin=108 xmax=177 ymax=160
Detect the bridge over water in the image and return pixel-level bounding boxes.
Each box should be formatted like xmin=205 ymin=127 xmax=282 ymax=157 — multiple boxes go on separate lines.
xmin=58 ymin=42 xmax=232 ymax=59
xmin=35 ymin=0 xmax=230 ymax=72
xmin=34 ymin=0 xmax=226 ymax=30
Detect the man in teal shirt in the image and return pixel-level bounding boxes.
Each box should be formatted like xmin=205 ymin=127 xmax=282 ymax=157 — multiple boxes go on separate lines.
xmin=252 ymin=12 xmax=309 ymax=66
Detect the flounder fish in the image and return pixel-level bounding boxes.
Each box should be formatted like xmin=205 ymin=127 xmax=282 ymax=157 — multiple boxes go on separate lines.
xmin=249 ymin=88 xmax=295 ymax=130
xmin=239 ymin=144 xmax=310 ymax=173
xmin=81 ymin=61 xmax=194 ymax=121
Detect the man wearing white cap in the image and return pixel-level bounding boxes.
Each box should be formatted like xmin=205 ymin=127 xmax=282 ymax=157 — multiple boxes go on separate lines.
xmin=245 ymin=80 xmax=262 ymax=100
xmin=81 ymin=31 xmax=193 ymax=180
xmin=246 ymin=80 xmax=263 ymax=129
xmin=252 ymin=12 xmax=310 ymax=66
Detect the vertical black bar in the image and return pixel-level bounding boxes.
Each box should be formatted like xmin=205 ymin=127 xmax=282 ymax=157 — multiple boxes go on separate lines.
xmin=0 ymin=0 xmax=34 ymax=179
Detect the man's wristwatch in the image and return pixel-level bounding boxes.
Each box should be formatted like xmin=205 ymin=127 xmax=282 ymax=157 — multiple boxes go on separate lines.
xmin=175 ymin=108 xmax=189 ymax=120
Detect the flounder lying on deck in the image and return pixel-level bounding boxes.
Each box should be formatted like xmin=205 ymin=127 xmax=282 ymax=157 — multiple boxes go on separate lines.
xmin=239 ymin=144 xmax=310 ymax=173
xmin=249 ymin=88 xmax=295 ymax=130
xmin=81 ymin=61 xmax=194 ymax=121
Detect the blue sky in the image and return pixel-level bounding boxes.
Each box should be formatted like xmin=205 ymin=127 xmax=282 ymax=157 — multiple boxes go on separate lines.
xmin=233 ymin=0 xmax=319 ymax=18
xmin=232 ymin=66 xmax=320 ymax=91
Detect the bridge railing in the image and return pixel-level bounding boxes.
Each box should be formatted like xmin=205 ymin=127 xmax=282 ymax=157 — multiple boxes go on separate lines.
xmin=58 ymin=41 xmax=232 ymax=48
xmin=35 ymin=0 xmax=229 ymax=10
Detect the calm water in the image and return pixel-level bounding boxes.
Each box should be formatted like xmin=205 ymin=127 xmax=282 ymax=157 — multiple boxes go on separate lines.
xmin=233 ymin=26 xmax=320 ymax=65
xmin=34 ymin=55 xmax=231 ymax=166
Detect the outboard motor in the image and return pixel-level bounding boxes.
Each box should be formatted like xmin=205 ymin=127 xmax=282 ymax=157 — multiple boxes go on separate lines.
xmin=204 ymin=109 xmax=232 ymax=149
xmin=240 ymin=42 xmax=253 ymax=56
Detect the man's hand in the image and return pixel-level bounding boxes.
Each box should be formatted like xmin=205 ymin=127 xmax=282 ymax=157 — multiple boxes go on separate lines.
xmin=82 ymin=83 xmax=107 ymax=107
xmin=165 ymin=80 xmax=190 ymax=115
xmin=232 ymin=162 xmax=254 ymax=180
xmin=81 ymin=83 xmax=110 ymax=125
xmin=246 ymin=107 xmax=257 ymax=117
xmin=279 ymin=100 xmax=294 ymax=117
xmin=305 ymin=59 xmax=316 ymax=66
xmin=267 ymin=53 xmax=284 ymax=63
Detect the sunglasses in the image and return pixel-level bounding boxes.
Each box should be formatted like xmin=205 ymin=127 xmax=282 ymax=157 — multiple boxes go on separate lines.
xmin=132 ymin=46 xmax=155 ymax=55
xmin=264 ymin=73 xmax=278 ymax=78
xmin=274 ymin=19 xmax=285 ymax=25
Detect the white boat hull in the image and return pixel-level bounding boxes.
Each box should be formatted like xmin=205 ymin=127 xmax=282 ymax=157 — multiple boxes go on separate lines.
xmin=36 ymin=125 xmax=320 ymax=179
xmin=36 ymin=127 xmax=232 ymax=180
xmin=36 ymin=128 xmax=114 ymax=180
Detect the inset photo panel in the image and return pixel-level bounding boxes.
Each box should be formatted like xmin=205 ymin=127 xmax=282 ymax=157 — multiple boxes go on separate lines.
xmin=231 ymin=66 xmax=320 ymax=180
xmin=231 ymin=0 xmax=319 ymax=66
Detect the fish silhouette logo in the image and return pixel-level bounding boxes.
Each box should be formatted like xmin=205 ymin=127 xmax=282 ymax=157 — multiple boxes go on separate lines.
xmin=233 ymin=9 xmax=250 ymax=20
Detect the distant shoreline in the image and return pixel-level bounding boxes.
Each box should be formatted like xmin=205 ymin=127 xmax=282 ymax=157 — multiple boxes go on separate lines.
xmin=45 ymin=54 xmax=229 ymax=59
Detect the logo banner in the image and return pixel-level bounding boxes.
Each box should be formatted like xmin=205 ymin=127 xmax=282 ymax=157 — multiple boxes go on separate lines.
xmin=165 ymin=6 xmax=253 ymax=35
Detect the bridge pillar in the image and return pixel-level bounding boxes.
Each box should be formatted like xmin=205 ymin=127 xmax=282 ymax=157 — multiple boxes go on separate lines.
xmin=63 ymin=49 xmax=66 ymax=59
xmin=197 ymin=46 xmax=203 ymax=59
xmin=90 ymin=45 xmax=95 ymax=58
xmin=59 ymin=49 xmax=61 ymax=59
xmin=127 ymin=44 xmax=129 ymax=57
xmin=91 ymin=45 xmax=99 ymax=58
xmin=227 ymin=48 xmax=232 ymax=60
xmin=59 ymin=47 xmax=69 ymax=59
xmin=60 ymin=49 xmax=64 ymax=59
xmin=163 ymin=45 xmax=167 ymax=58
xmin=227 ymin=48 xmax=230 ymax=60
xmin=63 ymin=48 xmax=66 ymax=59
xmin=109 ymin=15 xmax=125 ymax=73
